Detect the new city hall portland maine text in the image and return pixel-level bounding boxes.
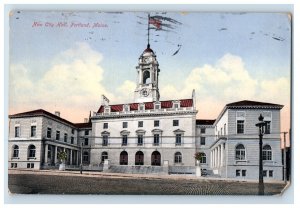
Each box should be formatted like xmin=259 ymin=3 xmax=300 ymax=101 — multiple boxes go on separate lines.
xmin=9 ymin=39 xmax=284 ymax=181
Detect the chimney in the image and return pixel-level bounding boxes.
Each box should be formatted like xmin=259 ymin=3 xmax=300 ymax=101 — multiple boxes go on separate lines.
xmin=84 ymin=118 xmax=88 ymax=123
xmin=55 ymin=111 xmax=60 ymax=117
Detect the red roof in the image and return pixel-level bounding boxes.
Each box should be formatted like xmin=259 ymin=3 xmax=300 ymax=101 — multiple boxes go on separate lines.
xmin=97 ymin=99 xmax=193 ymax=113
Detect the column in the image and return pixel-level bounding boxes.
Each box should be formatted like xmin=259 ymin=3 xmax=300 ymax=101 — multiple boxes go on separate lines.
xmin=54 ymin=146 xmax=58 ymax=164
xmin=77 ymin=150 xmax=80 ymax=165
xmin=214 ymin=148 xmax=217 ymax=168
xmin=44 ymin=144 xmax=48 ymax=164
xmin=70 ymin=149 xmax=73 ymax=165
xmin=220 ymin=143 xmax=224 ymax=167
xmin=210 ymin=151 xmax=213 ymax=168
xmin=218 ymin=145 xmax=221 ymax=167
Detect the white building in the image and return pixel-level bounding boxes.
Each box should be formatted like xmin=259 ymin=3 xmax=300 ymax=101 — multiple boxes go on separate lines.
xmin=8 ymin=44 xmax=284 ymax=181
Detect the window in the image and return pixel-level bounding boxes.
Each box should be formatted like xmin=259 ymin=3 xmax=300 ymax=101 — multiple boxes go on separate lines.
xmin=27 ymin=163 xmax=34 ymax=168
xmin=221 ymin=128 xmax=223 ymax=135
xmin=71 ymin=137 xmax=74 ymax=144
xmin=174 ymin=152 xmax=182 ymax=163
xmin=235 ymin=144 xmax=245 ymax=160
xmin=265 ymin=122 xmax=271 ymax=134
xmin=174 ymin=103 xmax=179 ymax=109
xmin=103 ymin=123 xmax=108 ymax=129
xmin=236 ymin=169 xmax=241 ymax=177
xmin=102 ymin=135 xmax=108 ymax=146
xmin=269 ymin=170 xmax=273 ymax=177
xmin=242 ymin=170 xmax=246 ymax=177
xmin=85 ymin=130 xmax=89 ymax=135
xmin=199 ymin=152 xmax=206 ymax=164
xmin=262 ymin=145 xmax=272 ymax=161
xmin=153 ymin=134 xmax=160 ymax=146
xmin=137 ymin=135 xmax=143 ymax=146
xmin=124 ymin=105 xmax=129 ymax=111
xmin=139 ymin=104 xmax=144 ymax=111
xmin=47 ymin=127 xmax=52 ymax=138
xmin=11 ymin=163 xmax=17 ymax=168
xmin=200 ymin=137 xmax=206 ymax=145
xmin=122 ymin=135 xmax=128 ymax=146
xmin=64 ymin=133 xmax=68 ymax=142
xmin=31 ymin=126 xmax=36 ymax=137
xmin=84 ymin=138 xmax=89 ymax=146
xmin=123 ymin=122 xmax=128 ymax=128
xmin=71 ymin=129 xmax=75 ymax=134
xmin=15 ymin=126 xmax=20 ymax=137
xmin=200 ymin=128 xmax=206 ymax=134
xmin=237 ymin=120 xmax=244 ymax=134
xmin=101 ymin=152 xmax=108 ymax=163
xmin=28 ymin=145 xmax=36 ymax=158
xmin=224 ymin=124 xmax=227 ymax=136
xmin=263 ymin=170 xmax=267 ymax=177
xmin=175 ymin=134 xmax=181 ymax=145
xmin=83 ymin=151 xmax=89 ymax=162
xmin=154 ymin=120 xmax=159 ymax=127
xmin=56 ymin=131 xmax=60 ymax=140
xmin=13 ymin=145 xmax=19 ymax=158
xmin=173 ymin=120 xmax=179 ymax=126
xmin=138 ymin=121 xmax=143 ymax=128
xmin=155 ymin=104 xmax=160 ymax=110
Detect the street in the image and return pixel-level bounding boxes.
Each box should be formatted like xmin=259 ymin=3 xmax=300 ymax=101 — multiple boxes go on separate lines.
xmin=8 ymin=170 xmax=286 ymax=195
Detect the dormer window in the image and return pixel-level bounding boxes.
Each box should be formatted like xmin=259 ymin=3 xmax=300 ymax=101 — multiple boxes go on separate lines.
xmin=173 ymin=101 xmax=180 ymax=109
xmin=124 ymin=104 xmax=129 ymax=112
xmin=104 ymin=106 xmax=111 ymax=114
xmin=154 ymin=102 xmax=161 ymax=110
xmin=139 ymin=103 xmax=145 ymax=111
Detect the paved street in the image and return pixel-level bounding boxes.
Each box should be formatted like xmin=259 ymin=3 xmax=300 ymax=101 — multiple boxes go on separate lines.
xmin=8 ymin=170 xmax=286 ymax=195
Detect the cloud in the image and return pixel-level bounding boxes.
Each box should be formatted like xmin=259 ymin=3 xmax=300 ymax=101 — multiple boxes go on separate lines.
xmin=160 ymin=53 xmax=290 ymax=132
xmin=115 ymin=80 xmax=136 ymax=103
xmin=9 ymin=42 xmax=114 ymax=122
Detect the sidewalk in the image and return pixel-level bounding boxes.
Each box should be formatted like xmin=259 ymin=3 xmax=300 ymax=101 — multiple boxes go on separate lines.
xmin=8 ymin=169 xmax=287 ymax=184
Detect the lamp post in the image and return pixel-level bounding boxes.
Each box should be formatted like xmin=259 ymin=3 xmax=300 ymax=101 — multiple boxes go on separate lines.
xmin=255 ymin=114 xmax=270 ymax=195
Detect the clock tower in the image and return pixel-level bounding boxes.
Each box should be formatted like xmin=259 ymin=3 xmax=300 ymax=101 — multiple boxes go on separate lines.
xmin=134 ymin=44 xmax=160 ymax=102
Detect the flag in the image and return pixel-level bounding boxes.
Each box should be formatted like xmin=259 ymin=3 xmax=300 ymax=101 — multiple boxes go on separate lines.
xmin=149 ymin=17 xmax=162 ymax=30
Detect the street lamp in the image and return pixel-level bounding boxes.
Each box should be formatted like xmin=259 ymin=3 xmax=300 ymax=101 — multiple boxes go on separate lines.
xmin=255 ymin=114 xmax=270 ymax=195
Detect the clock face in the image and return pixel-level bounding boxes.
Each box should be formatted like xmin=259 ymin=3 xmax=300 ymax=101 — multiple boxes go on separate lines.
xmin=143 ymin=57 xmax=151 ymax=63
xmin=141 ymin=88 xmax=149 ymax=97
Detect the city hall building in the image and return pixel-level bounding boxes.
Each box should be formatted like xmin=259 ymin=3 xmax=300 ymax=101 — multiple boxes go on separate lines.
xmin=8 ymin=44 xmax=284 ymax=181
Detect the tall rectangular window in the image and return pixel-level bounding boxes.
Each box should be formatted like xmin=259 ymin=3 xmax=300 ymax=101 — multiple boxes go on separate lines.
xmin=138 ymin=121 xmax=143 ymax=128
xmin=175 ymin=134 xmax=181 ymax=145
xmin=31 ymin=126 xmax=36 ymax=137
xmin=15 ymin=126 xmax=20 ymax=137
xmin=85 ymin=130 xmax=89 ymax=135
xmin=236 ymin=169 xmax=241 ymax=177
xmin=269 ymin=170 xmax=273 ymax=177
xmin=47 ymin=128 xmax=52 ymax=138
xmin=137 ymin=135 xmax=143 ymax=146
xmin=237 ymin=120 xmax=244 ymax=134
xmin=122 ymin=135 xmax=128 ymax=146
xmin=265 ymin=122 xmax=271 ymax=134
xmin=173 ymin=120 xmax=179 ymax=126
xmin=102 ymin=135 xmax=108 ymax=146
xmin=56 ymin=131 xmax=60 ymax=140
xmin=71 ymin=129 xmax=75 ymax=134
xmin=200 ymin=128 xmax=206 ymax=134
xmin=153 ymin=134 xmax=160 ymax=146
xmin=103 ymin=123 xmax=108 ymax=129
xmin=154 ymin=120 xmax=159 ymax=127
xmin=123 ymin=122 xmax=128 ymax=128
xmin=84 ymin=138 xmax=89 ymax=145
xmin=71 ymin=136 xmax=74 ymax=144
xmin=200 ymin=137 xmax=206 ymax=145
xmin=242 ymin=170 xmax=246 ymax=177
xmin=64 ymin=133 xmax=68 ymax=142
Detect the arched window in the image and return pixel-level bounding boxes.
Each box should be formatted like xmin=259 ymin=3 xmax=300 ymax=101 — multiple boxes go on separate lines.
xmin=12 ymin=145 xmax=19 ymax=158
xmin=120 ymin=151 xmax=128 ymax=165
xmin=101 ymin=152 xmax=108 ymax=163
xmin=143 ymin=70 xmax=150 ymax=84
xmin=174 ymin=152 xmax=182 ymax=164
xmin=235 ymin=144 xmax=245 ymax=160
xmin=263 ymin=145 xmax=272 ymax=160
xmin=83 ymin=151 xmax=89 ymax=162
xmin=135 ymin=151 xmax=144 ymax=165
xmin=28 ymin=145 xmax=36 ymax=158
xmin=199 ymin=152 xmax=206 ymax=164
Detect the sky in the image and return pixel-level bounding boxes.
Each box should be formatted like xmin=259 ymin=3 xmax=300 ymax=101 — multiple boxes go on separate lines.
xmin=9 ymin=11 xmax=291 ymax=144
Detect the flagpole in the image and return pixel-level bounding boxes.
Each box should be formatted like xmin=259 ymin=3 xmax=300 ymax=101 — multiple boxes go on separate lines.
xmin=147 ymin=13 xmax=150 ymax=47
